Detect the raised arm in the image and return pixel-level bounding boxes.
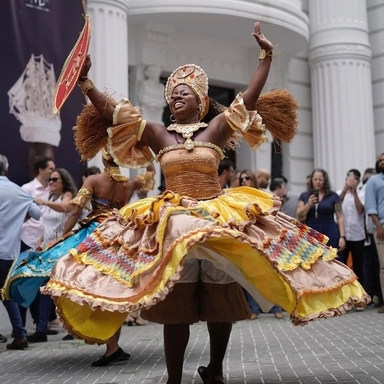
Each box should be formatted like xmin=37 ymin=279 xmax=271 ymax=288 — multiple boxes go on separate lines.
xmin=77 ymin=55 xmax=115 ymax=120
xmin=242 ymin=22 xmax=274 ymax=109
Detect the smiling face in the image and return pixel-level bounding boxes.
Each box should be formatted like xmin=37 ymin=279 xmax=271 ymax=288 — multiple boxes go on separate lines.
xmin=48 ymin=171 xmax=63 ymax=195
xmin=168 ymin=84 xmax=200 ymax=123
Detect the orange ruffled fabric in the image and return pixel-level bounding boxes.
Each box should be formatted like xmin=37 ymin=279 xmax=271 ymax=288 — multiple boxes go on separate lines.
xmin=43 ymin=188 xmax=369 ymax=344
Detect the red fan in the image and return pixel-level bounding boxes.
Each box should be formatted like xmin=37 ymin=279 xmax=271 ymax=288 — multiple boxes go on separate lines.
xmin=53 ymin=14 xmax=91 ymax=114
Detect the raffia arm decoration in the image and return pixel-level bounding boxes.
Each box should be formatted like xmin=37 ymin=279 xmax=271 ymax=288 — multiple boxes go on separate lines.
xmin=73 ymin=93 xmax=117 ymax=161
xmin=255 ymin=89 xmax=299 ymax=143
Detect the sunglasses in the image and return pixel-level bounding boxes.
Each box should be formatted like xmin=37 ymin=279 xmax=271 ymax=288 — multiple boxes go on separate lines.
xmin=49 ymin=177 xmax=60 ymax=183
xmin=240 ymin=176 xmax=251 ymax=182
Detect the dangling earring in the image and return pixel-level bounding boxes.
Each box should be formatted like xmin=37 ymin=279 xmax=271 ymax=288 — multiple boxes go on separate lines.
xmin=170 ymin=114 xmax=176 ymax=122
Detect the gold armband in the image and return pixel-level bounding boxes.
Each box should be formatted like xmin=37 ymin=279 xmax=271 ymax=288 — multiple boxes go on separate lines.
xmin=78 ymin=78 xmax=95 ymax=95
xmin=70 ymin=187 xmax=93 ymax=210
xmin=137 ymin=171 xmax=155 ymax=192
xmin=259 ymin=48 xmax=273 ymax=61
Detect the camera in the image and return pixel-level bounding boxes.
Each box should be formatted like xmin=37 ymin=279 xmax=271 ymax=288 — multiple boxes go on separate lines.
xmin=310 ymin=189 xmax=319 ymax=198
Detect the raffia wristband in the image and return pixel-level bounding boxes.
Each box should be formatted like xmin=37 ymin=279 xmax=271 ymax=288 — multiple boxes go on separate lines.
xmin=78 ymin=78 xmax=94 ymax=95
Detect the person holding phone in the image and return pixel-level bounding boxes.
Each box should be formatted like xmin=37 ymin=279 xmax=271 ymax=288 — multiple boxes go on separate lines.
xmin=296 ymin=168 xmax=346 ymax=251
xmin=338 ymin=169 xmax=365 ymax=289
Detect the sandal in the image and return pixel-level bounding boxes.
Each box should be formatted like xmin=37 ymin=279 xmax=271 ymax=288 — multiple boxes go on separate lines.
xmin=197 ymin=366 xmax=225 ymax=384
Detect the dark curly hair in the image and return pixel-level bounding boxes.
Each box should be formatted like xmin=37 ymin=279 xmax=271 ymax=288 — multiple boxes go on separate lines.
xmin=309 ymin=168 xmax=332 ymax=196
xmin=49 ymin=168 xmax=78 ymax=198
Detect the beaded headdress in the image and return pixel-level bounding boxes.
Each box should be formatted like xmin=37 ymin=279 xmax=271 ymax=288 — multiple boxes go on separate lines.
xmin=165 ymin=64 xmax=209 ymax=119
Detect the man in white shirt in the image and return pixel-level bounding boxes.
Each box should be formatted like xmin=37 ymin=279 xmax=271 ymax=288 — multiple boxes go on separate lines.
xmin=338 ymin=169 xmax=365 ymax=294
xmin=19 ymin=156 xmax=55 ymax=327
xmin=21 ymin=156 xmax=55 ymax=251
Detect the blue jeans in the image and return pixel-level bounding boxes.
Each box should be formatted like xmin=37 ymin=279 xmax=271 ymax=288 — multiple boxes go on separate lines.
xmin=0 ymin=259 xmax=27 ymax=338
xmin=243 ymin=289 xmax=282 ymax=314
xmin=36 ymin=283 xmax=52 ymax=334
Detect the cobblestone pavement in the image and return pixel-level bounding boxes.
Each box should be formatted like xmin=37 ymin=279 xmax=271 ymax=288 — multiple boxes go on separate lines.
xmin=1 ymin=304 xmax=384 ymax=383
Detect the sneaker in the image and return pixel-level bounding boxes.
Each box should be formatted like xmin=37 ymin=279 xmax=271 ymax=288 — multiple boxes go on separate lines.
xmin=27 ymin=332 xmax=47 ymax=343
xmin=62 ymin=334 xmax=74 ymax=341
xmin=0 ymin=334 xmax=7 ymax=343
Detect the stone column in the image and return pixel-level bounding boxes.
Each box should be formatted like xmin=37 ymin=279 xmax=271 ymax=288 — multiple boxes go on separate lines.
xmin=130 ymin=22 xmax=173 ymax=196
xmin=85 ymin=0 xmax=129 ymax=170
xmin=308 ymin=0 xmax=375 ymax=190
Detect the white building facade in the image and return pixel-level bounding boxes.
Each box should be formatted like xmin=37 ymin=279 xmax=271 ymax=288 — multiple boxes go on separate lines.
xmin=86 ymin=0 xmax=384 ymax=193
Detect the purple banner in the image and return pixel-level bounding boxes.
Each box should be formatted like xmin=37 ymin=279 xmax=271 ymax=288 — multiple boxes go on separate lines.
xmin=0 ymin=0 xmax=86 ymax=186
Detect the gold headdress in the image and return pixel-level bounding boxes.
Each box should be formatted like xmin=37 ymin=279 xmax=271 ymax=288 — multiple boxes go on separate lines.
xmin=165 ymin=64 xmax=209 ymax=119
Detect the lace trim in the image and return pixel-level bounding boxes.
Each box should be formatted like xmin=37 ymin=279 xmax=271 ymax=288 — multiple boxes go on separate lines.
xmin=112 ymin=99 xmax=128 ymax=125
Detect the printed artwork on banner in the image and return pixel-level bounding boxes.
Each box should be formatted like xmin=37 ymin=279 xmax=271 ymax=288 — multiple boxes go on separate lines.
xmin=0 ymin=0 xmax=86 ymax=184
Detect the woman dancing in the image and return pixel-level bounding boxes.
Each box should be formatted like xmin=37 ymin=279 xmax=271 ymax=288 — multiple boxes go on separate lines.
xmin=43 ymin=22 xmax=369 ymax=384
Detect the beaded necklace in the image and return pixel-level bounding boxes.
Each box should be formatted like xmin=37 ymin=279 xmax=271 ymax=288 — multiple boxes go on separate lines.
xmin=167 ymin=122 xmax=208 ymax=150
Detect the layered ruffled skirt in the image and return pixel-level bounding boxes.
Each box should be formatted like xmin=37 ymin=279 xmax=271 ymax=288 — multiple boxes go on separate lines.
xmin=2 ymin=221 xmax=99 ymax=307
xmin=42 ymin=187 xmax=369 ymax=344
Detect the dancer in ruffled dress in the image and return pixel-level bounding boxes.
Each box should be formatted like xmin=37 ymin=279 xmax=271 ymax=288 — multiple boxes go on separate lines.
xmin=43 ymin=22 xmax=369 ymax=384
xmin=2 ymin=148 xmax=154 ymax=365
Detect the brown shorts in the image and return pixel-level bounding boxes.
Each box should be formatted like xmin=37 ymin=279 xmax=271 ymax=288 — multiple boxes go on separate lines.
xmin=142 ymin=259 xmax=251 ymax=324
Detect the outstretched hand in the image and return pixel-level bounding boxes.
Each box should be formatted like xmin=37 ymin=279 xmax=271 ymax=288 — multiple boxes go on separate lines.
xmin=79 ymin=54 xmax=92 ymax=80
xmin=252 ymin=22 xmax=274 ymax=51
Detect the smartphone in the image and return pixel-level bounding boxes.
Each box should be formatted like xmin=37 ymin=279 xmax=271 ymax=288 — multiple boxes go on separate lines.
xmin=310 ymin=189 xmax=319 ymax=198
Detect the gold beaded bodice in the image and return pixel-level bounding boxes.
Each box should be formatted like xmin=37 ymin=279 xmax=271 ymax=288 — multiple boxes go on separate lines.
xmin=157 ymin=143 xmax=224 ymax=200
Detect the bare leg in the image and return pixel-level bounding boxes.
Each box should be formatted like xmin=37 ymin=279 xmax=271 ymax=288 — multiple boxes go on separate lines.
xmin=104 ymin=327 xmax=121 ymax=356
xmin=127 ymin=310 xmax=146 ymax=326
xmin=206 ymin=322 xmax=232 ymax=377
xmin=163 ymin=323 xmax=190 ymax=384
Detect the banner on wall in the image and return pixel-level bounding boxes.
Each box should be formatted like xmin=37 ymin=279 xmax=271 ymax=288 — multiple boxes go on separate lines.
xmin=0 ymin=0 xmax=87 ymax=186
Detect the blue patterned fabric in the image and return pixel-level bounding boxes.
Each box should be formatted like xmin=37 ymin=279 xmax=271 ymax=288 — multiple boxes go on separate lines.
xmin=7 ymin=221 xmax=99 ymax=308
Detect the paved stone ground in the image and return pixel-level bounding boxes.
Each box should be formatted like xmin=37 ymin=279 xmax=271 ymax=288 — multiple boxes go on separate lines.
xmin=1 ymin=304 xmax=384 ymax=383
